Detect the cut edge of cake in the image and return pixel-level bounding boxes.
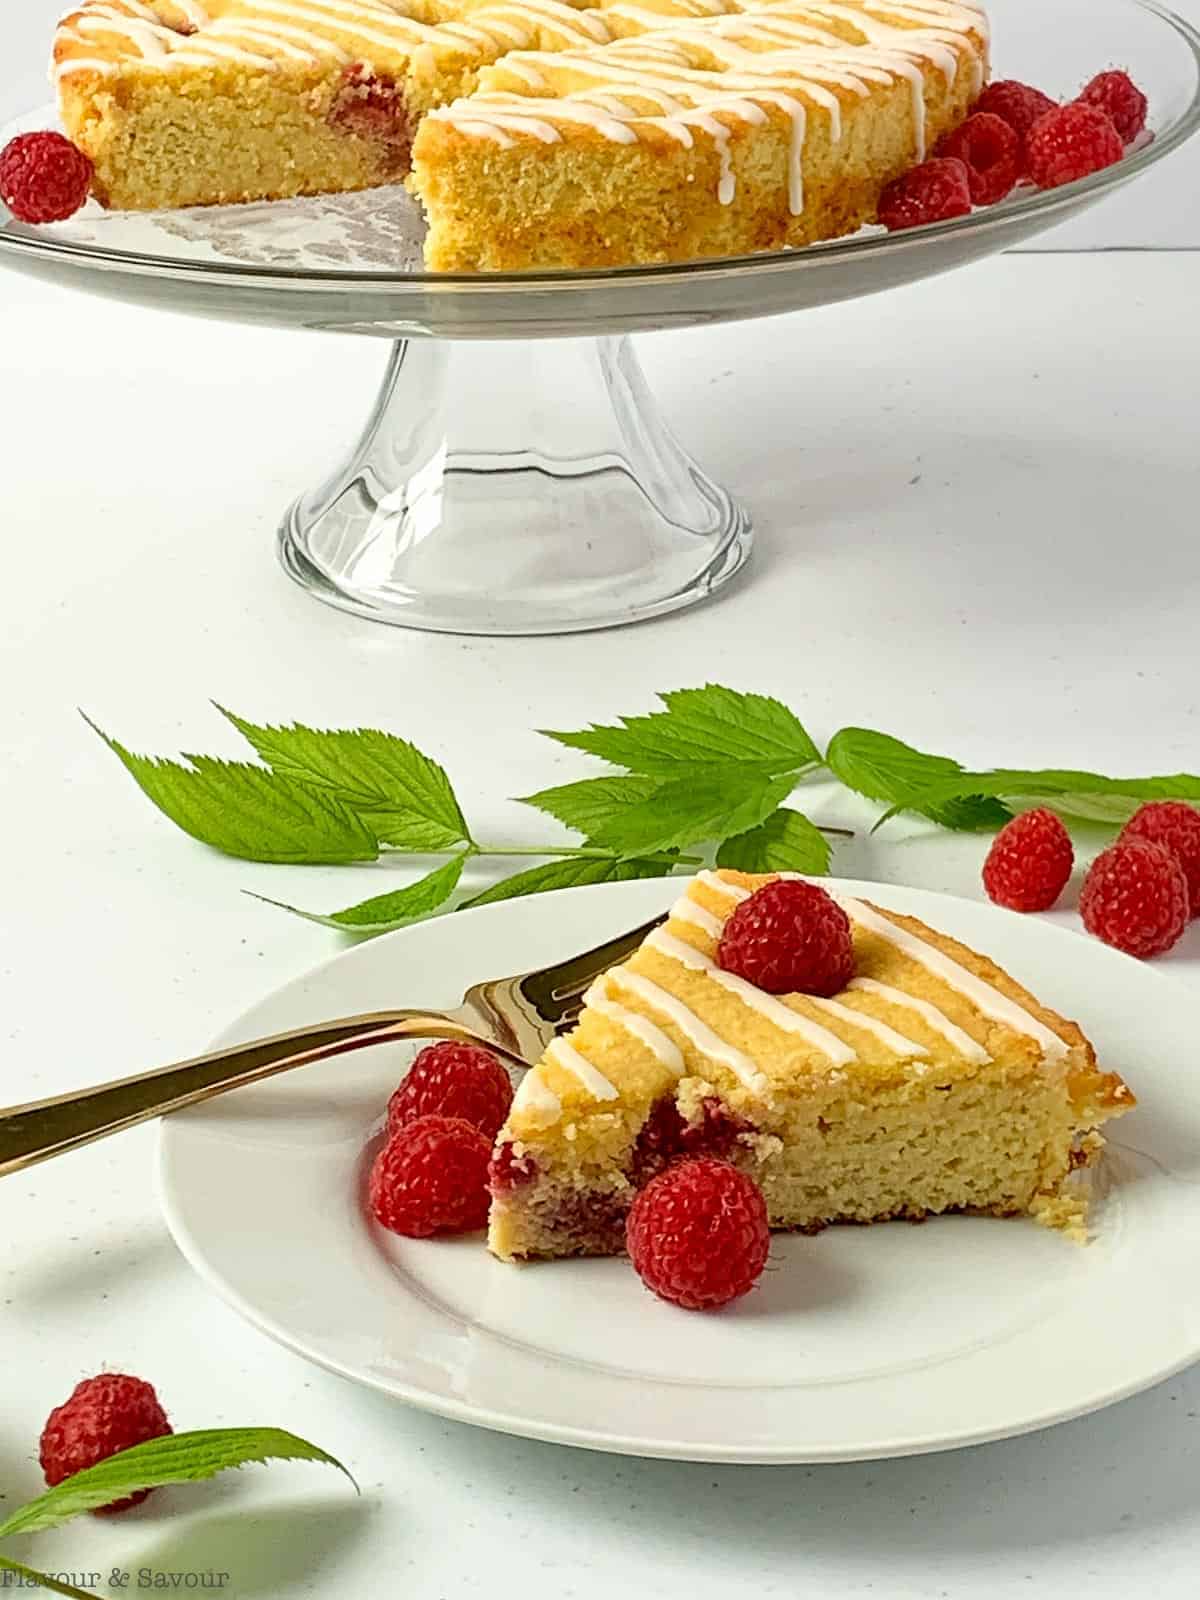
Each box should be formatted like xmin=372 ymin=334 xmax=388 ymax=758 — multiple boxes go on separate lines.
xmin=487 ymin=869 xmax=1135 ymax=1262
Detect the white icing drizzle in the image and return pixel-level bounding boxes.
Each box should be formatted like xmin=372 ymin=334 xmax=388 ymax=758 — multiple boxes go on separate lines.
xmin=611 ymin=968 xmax=770 ymax=1097
xmin=55 ymin=54 xmax=117 ymax=78
xmin=695 ymin=868 xmax=749 ymax=901
xmin=808 ymin=995 xmax=928 ymax=1058
xmin=546 ymin=1036 xmax=620 ymax=1100
xmin=837 ymin=897 xmax=1070 ymax=1062
xmin=75 ymin=11 xmax=171 ymax=57
xmin=848 ymin=977 xmax=991 ymax=1064
xmin=512 ymin=1066 xmax=563 ymax=1122
xmin=644 ymin=926 xmax=722 ymax=971
xmin=584 ymin=977 xmax=685 ymax=1077
xmin=209 ymin=19 xmax=335 ymax=60
xmin=54 ymin=0 xmax=615 ymax=78
xmin=669 ymin=895 xmax=725 ymax=939
xmin=453 ymin=116 xmax=517 ymax=142
xmin=645 ymin=928 xmax=857 ymax=1065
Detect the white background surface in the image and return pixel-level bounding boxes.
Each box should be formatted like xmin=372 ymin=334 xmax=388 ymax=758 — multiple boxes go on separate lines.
xmin=3 ymin=5 xmax=1200 ymax=1598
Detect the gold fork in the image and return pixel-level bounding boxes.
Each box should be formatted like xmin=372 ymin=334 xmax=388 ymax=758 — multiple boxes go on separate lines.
xmin=0 ymin=911 xmax=668 ymax=1178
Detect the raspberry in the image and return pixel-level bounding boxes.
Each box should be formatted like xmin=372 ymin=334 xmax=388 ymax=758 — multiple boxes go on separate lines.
xmin=1119 ymin=802 xmax=1200 ymax=917
xmin=935 ymin=113 xmax=1022 ymax=204
xmin=717 ymin=878 xmax=854 ymax=996
xmin=626 ymin=1158 xmax=770 ymax=1311
xmin=369 ymin=1115 xmax=491 ymax=1237
xmin=1080 ymin=838 xmax=1189 ymax=959
xmin=1026 ymin=103 xmax=1124 ymax=190
xmin=0 ymin=132 xmax=93 ymax=225
xmin=974 ymin=80 xmax=1058 ymax=151
xmin=877 ymin=157 xmax=972 ymax=231
xmin=982 ymin=808 xmax=1074 ymax=912
xmin=387 ymin=1040 xmax=512 ymax=1141
xmin=39 ymin=1375 xmax=172 ymax=1514
xmin=1077 ymin=70 xmax=1148 ymax=144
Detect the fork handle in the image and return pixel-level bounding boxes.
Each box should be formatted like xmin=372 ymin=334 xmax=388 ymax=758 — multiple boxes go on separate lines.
xmin=0 ymin=1009 xmax=488 ymax=1178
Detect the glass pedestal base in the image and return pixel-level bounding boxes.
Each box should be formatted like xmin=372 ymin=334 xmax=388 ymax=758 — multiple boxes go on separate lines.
xmin=278 ymin=335 xmax=752 ymax=635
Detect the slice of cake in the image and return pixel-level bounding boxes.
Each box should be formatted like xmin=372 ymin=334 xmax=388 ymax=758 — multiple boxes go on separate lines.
xmin=53 ymin=0 xmax=624 ymax=210
xmin=412 ymin=0 xmax=990 ymax=269
xmin=487 ymin=869 xmax=1135 ymax=1260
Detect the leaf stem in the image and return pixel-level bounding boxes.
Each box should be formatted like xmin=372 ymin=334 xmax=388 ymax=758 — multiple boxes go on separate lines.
xmin=475 ymin=843 xmax=700 ymax=867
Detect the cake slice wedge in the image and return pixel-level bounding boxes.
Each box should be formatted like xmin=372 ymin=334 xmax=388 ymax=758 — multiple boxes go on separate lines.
xmin=412 ymin=0 xmax=990 ymax=270
xmin=53 ymin=0 xmax=623 ymax=211
xmin=487 ymin=869 xmax=1135 ymax=1261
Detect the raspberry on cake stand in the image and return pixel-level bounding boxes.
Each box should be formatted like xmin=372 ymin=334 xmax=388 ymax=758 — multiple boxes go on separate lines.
xmin=2 ymin=0 xmax=1199 ymax=634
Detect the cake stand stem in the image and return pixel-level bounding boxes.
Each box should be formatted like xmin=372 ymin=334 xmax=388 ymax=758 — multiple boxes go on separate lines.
xmin=278 ymin=334 xmax=752 ymax=635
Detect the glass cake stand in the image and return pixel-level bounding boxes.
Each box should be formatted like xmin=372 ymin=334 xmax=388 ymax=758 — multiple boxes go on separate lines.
xmin=3 ymin=0 xmax=1199 ymax=634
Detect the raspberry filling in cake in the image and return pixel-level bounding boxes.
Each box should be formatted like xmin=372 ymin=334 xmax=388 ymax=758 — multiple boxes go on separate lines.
xmin=487 ymin=869 xmax=1135 ymax=1261
xmin=329 ymin=65 xmax=416 ymax=170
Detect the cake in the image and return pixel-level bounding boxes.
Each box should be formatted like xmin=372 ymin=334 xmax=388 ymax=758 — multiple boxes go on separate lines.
xmin=415 ymin=0 xmax=990 ymax=269
xmin=487 ymin=869 xmax=1135 ymax=1260
xmin=51 ymin=0 xmax=990 ymax=267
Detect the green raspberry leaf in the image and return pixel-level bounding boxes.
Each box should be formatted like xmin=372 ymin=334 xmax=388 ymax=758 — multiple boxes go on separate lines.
xmin=825 ymin=727 xmax=1012 ymax=831
xmin=1038 ymin=794 xmax=1145 ymax=826
xmin=583 ymin=770 xmax=799 ymax=859
xmin=716 ymin=808 xmax=832 ymax=875
xmin=543 ymin=684 xmax=820 ymax=776
xmin=0 ymin=1429 xmax=355 ymax=1542
xmin=877 ymin=768 xmax=1200 ymax=828
xmin=460 ymin=855 xmax=669 ymax=910
xmin=218 ymin=710 xmax=470 ymax=851
xmin=87 ymin=719 xmax=378 ymax=864
xmin=519 ymin=775 xmax=664 ymax=839
xmin=249 ymin=855 xmax=466 ymax=934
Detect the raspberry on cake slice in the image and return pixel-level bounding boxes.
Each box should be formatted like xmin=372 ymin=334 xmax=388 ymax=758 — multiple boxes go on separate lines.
xmin=487 ymin=868 xmax=1135 ymax=1262
xmin=413 ymin=0 xmax=991 ymax=269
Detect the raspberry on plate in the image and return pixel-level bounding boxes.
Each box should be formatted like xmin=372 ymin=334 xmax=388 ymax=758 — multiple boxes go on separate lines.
xmin=982 ymin=808 xmax=1074 ymax=912
xmin=935 ymin=112 xmax=1022 ymax=204
xmin=974 ymin=80 xmax=1058 ymax=153
xmin=387 ymin=1040 xmax=513 ymax=1141
xmin=40 ymin=1374 xmax=172 ymax=1513
xmin=369 ymin=1114 xmax=492 ymax=1237
xmin=1119 ymin=801 xmax=1200 ymax=917
xmin=1080 ymin=838 xmax=1189 ymax=959
xmin=625 ymin=1158 xmax=770 ymax=1311
xmin=1026 ymin=103 xmax=1125 ymax=189
xmin=0 ymin=132 xmax=93 ymax=224
xmin=717 ymin=878 xmax=854 ymax=996
xmin=1077 ymin=70 xmax=1148 ymax=143
xmin=877 ymin=157 xmax=972 ymax=232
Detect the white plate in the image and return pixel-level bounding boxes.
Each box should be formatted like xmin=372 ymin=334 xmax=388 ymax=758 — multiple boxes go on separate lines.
xmin=160 ymin=877 xmax=1200 ymax=1463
